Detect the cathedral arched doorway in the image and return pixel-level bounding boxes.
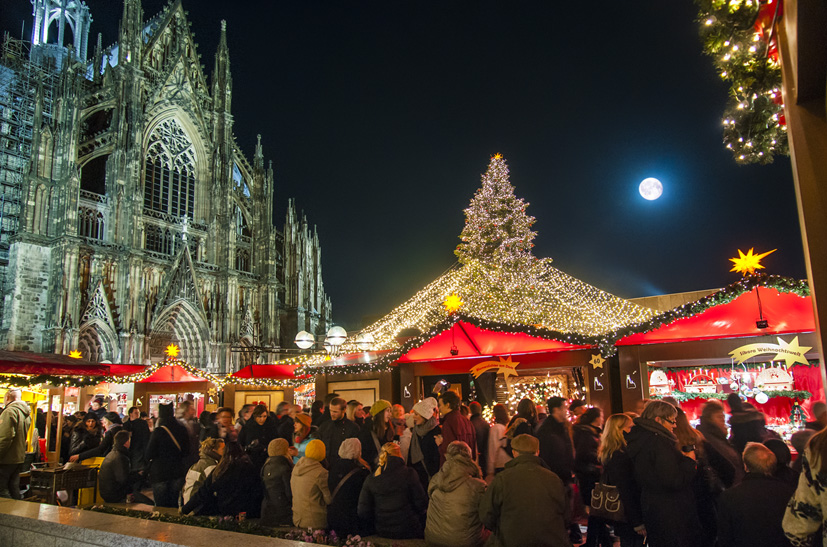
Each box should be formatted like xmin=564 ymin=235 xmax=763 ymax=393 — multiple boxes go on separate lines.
xmin=148 ymin=299 xmax=210 ymax=366
xmin=77 ymin=320 xmax=119 ymax=363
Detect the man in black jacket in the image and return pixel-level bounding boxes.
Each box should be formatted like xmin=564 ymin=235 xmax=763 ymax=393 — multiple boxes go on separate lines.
xmin=99 ymin=430 xmax=135 ymax=502
xmin=123 ymin=406 xmax=150 ymax=474
xmin=316 ymin=397 xmax=359 ymax=467
xmin=717 ymin=442 xmax=795 ymax=547
xmin=469 ymin=402 xmax=489 ymax=474
xmin=536 ymin=396 xmax=579 ymax=543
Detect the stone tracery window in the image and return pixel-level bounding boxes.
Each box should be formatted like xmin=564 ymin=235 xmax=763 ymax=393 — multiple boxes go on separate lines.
xmin=143 ymin=119 xmax=196 ymax=220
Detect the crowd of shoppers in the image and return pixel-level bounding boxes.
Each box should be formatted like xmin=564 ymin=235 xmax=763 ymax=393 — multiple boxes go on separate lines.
xmin=3 ymin=387 xmax=826 ymax=547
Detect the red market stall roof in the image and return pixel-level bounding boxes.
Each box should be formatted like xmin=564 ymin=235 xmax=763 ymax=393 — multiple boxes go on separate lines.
xmin=108 ymin=364 xmax=147 ymax=376
xmin=231 ymin=364 xmax=299 ymax=379
xmin=0 ymin=350 xmax=110 ymax=375
xmin=397 ymin=320 xmax=591 ymax=363
xmin=139 ymin=364 xmax=210 ymax=383
xmin=617 ymin=287 xmax=815 ymax=346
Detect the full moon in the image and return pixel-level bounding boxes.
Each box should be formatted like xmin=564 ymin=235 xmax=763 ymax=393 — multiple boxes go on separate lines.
xmin=639 ymin=177 xmax=663 ymax=200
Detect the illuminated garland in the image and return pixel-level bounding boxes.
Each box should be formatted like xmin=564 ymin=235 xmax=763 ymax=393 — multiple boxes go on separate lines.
xmin=652 ymin=389 xmax=811 ymax=403
xmin=106 ymin=357 xmax=223 ymax=385
xmin=224 ymin=374 xmax=315 ymax=388
xmin=0 ymin=374 xmax=101 ymax=388
xmin=695 ymin=0 xmax=787 ymax=163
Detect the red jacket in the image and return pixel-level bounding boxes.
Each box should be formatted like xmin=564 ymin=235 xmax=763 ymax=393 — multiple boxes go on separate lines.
xmin=439 ymin=410 xmax=477 ymax=467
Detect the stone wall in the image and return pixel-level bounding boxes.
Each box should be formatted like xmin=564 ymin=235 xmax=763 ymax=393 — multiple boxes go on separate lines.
xmin=0 ymin=241 xmax=51 ymax=351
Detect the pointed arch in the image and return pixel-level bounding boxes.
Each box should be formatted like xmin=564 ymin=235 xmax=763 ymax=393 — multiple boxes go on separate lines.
xmin=149 ymin=299 xmax=210 ymax=365
xmin=78 ymin=281 xmax=120 ymax=363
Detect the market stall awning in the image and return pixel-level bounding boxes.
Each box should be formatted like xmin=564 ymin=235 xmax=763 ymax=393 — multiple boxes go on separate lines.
xmin=616 ymin=287 xmax=815 ymax=346
xmin=0 ymin=350 xmax=110 ymax=375
xmin=231 ymin=364 xmax=299 ymax=379
xmin=397 ymin=321 xmax=592 ymax=363
xmin=107 ymin=364 xmax=147 ymax=377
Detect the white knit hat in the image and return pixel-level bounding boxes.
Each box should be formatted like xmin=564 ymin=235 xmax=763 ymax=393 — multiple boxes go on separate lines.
xmin=412 ymin=397 xmax=438 ymax=419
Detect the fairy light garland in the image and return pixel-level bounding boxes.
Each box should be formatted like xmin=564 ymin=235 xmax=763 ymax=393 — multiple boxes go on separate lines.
xmin=0 ymin=374 xmax=101 ymax=388
xmin=106 ymin=356 xmax=224 ymax=386
xmin=695 ymin=0 xmax=788 ymax=164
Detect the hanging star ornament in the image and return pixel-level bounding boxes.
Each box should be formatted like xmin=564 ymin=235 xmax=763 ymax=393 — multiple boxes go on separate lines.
xmin=443 ymin=293 xmax=464 ymax=314
xmin=729 ymin=248 xmax=776 ymax=276
xmin=589 ymin=354 xmax=605 ymax=369
xmin=164 ymin=344 xmax=180 ymax=358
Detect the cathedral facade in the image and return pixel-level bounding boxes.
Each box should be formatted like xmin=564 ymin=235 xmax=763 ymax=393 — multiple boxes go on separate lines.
xmin=0 ymin=0 xmax=332 ymax=373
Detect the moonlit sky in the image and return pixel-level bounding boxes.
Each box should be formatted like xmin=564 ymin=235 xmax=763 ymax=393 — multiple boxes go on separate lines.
xmin=2 ymin=0 xmax=807 ymax=328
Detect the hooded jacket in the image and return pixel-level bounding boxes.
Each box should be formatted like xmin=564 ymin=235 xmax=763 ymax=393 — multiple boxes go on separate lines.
xmin=478 ymin=454 xmax=570 ymax=547
xmin=99 ymin=444 xmax=131 ymax=502
xmin=358 ymin=455 xmax=428 ymax=539
xmin=261 ymin=454 xmax=293 ymax=526
xmin=290 ymin=456 xmax=332 ymax=529
xmin=69 ymin=424 xmax=101 ymax=458
xmin=625 ymin=417 xmax=701 ymax=547
xmin=425 ymin=452 xmax=487 ymax=547
xmin=182 ymin=448 xmax=221 ymax=505
xmin=0 ymin=400 xmax=32 ymax=465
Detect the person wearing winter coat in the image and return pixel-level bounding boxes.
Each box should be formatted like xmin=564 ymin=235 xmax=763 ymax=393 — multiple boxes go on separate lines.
xmin=327 ymin=437 xmax=371 ymax=536
xmin=123 ymin=406 xmax=151 ymax=474
xmin=783 ymin=427 xmax=827 ymax=546
xmin=358 ymin=442 xmax=428 ymax=539
xmin=315 ymin=397 xmax=360 ymax=468
xmin=625 ymin=400 xmax=702 ymax=547
xmin=291 ymin=439 xmax=332 ymax=529
xmin=727 ymin=393 xmax=775 ymax=455
xmin=573 ymin=407 xmax=611 ymax=547
xmin=600 ymin=414 xmax=645 ymax=547
xmin=718 ymin=442 xmax=794 ymax=547
xmin=145 ymin=403 xmax=191 ymax=507
xmin=182 ymin=437 xmax=224 ymax=505
xmin=181 ymin=441 xmax=263 ymax=518
xmin=696 ymin=400 xmax=742 ymax=488
xmin=504 ymin=398 xmax=537 ymax=457
xmin=99 ymin=430 xmax=137 ymax=502
xmin=239 ymin=404 xmax=280 ymax=470
xmin=0 ymin=389 xmax=32 ymax=499
xmin=261 ymin=438 xmax=294 ymax=526
xmin=69 ymin=415 xmax=102 ymax=458
xmin=425 ymin=441 xmax=487 ymax=547
xmin=479 ymin=434 xmax=571 ymax=547
xmin=486 ymin=404 xmax=512 ymax=478
xmin=405 ymin=397 xmax=442 ymax=491
xmin=71 ymin=412 xmax=123 ymax=462
xmin=293 ymin=413 xmax=313 ymax=464
xmin=437 ymin=391 xmax=476 ymax=467
xmin=358 ymin=400 xmax=396 ymax=470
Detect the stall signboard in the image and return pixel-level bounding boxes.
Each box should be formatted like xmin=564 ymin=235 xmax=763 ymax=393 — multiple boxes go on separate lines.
xmin=728 ymin=336 xmax=812 ymax=366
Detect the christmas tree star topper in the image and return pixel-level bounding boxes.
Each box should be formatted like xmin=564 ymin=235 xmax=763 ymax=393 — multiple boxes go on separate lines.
xmin=729 ymin=248 xmax=776 ymax=276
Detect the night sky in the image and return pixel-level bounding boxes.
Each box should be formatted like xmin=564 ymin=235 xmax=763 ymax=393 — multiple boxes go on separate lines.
xmin=2 ymin=0 xmax=807 ymax=329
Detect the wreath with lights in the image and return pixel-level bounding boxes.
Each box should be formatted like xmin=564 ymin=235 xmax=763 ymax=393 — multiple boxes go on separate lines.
xmin=695 ymin=0 xmax=787 ymax=164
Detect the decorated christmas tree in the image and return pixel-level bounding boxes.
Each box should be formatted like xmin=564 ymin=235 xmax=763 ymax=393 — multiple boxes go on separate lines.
xmin=455 ymin=154 xmax=537 ymax=265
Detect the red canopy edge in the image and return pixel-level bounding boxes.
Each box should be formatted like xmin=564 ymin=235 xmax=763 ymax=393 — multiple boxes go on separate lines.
xmin=230 ymin=364 xmax=299 ymax=379
xmin=0 ymin=350 xmax=110 ymax=375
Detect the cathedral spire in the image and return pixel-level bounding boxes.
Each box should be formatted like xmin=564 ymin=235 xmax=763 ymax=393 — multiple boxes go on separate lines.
xmin=254 ymin=134 xmax=264 ymax=170
xmin=118 ymin=0 xmax=143 ymax=66
xmin=212 ymin=20 xmax=232 ymax=113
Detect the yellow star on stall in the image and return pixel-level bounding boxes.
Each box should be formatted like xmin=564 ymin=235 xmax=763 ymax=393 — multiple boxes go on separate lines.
xmin=68 ymin=350 xmax=82 ymax=359
xmin=775 ymin=336 xmax=812 ymax=367
xmin=729 ymin=248 xmax=776 ymax=276
xmin=493 ymin=153 xmax=503 ymax=159
xmin=589 ymin=354 xmax=605 ymax=369
xmin=443 ymin=293 xmax=464 ymax=314
xmin=165 ymin=344 xmax=180 ymax=358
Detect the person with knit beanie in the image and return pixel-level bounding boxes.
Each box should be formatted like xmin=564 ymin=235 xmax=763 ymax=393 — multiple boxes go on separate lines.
xmin=405 ymin=397 xmax=442 ymax=492
xmin=261 ymin=438 xmax=293 ymax=526
xmin=359 ymin=400 xmax=395 ymax=470
xmin=327 ymin=438 xmax=371 ymax=536
xmin=293 ymin=413 xmax=313 ymax=464
xmin=290 ymin=439 xmax=332 ymax=529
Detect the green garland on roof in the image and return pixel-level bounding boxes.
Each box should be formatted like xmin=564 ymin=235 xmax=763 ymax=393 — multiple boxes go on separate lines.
xmin=0 ymin=374 xmax=101 ymax=388
xmin=694 ymin=0 xmax=788 ymax=164
xmin=652 ymin=389 xmax=811 ymax=403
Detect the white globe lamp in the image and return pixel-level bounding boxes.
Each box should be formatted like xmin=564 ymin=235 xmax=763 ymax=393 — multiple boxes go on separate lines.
xmin=294 ymin=330 xmax=315 ymax=350
xmin=355 ymin=332 xmax=375 ymax=351
xmin=325 ymin=326 xmax=348 ymax=348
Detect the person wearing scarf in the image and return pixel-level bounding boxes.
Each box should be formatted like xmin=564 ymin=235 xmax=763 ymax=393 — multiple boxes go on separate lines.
xmin=406 ymin=397 xmax=442 ymax=492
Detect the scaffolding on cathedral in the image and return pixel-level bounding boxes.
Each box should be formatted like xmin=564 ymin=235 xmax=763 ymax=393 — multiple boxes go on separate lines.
xmin=0 ymin=33 xmax=61 ymax=310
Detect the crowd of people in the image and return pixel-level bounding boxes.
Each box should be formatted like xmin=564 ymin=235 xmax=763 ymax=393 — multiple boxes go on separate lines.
xmin=2 ymin=387 xmax=827 ymax=546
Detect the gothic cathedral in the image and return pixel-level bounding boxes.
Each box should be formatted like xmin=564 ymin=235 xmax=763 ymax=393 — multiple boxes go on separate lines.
xmin=0 ymin=0 xmax=332 ymax=372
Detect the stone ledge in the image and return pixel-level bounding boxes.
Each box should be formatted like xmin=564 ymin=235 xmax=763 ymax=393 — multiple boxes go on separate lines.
xmin=0 ymin=498 xmax=310 ymax=547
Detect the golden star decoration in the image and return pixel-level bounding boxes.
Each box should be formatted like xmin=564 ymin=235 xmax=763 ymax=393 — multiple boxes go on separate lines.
xmin=775 ymin=336 xmax=812 ymax=367
xmin=165 ymin=344 xmax=180 ymax=358
xmin=729 ymin=248 xmax=776 ymax=276
xmin=443 ymin=293 xmax=464 ymax=314
xmin=493 ymin=153 xmax=503 ymax=159
xmin=68 ymin=350 xmax=82 ymax=359
xmin=589 ymin=354 xmax=605 ymax=369
xmin=470 ymin=356 xmax=520 ymax=378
